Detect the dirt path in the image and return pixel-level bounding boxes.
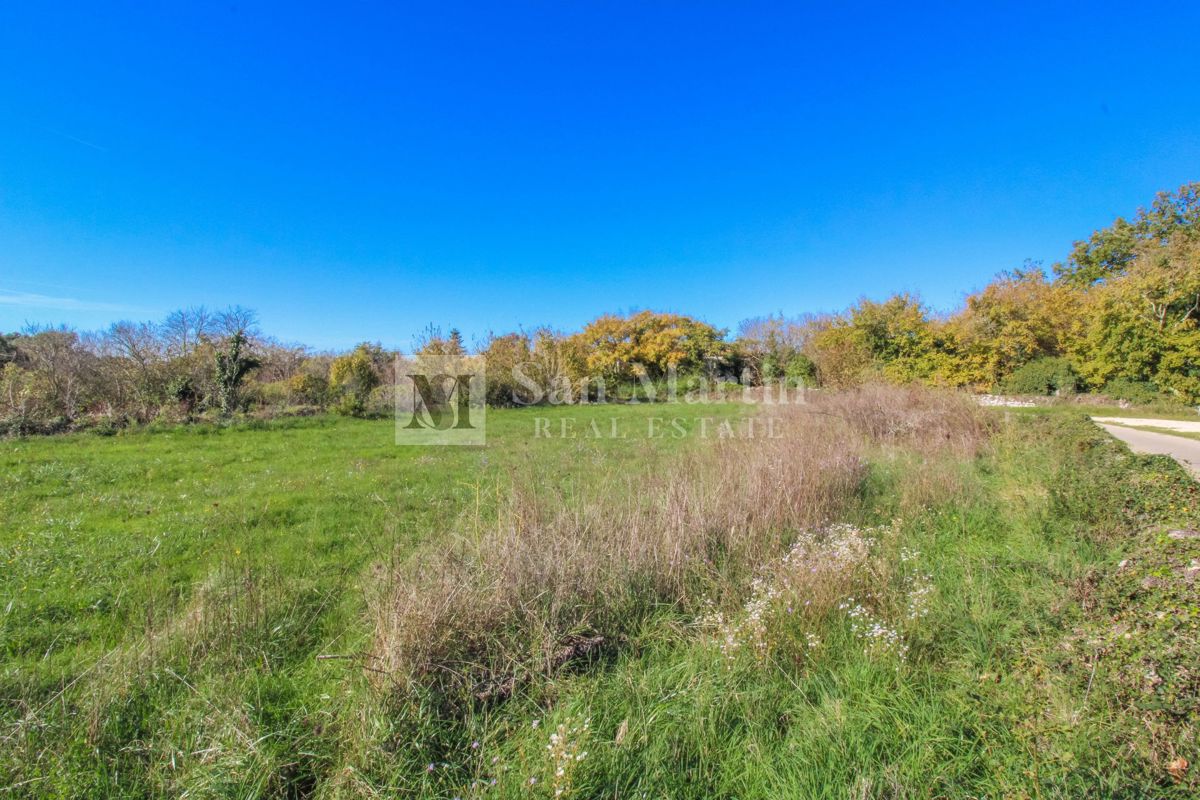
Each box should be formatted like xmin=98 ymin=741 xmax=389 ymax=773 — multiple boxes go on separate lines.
xmin=1094 ymin=421 xmax=1200 ymax=479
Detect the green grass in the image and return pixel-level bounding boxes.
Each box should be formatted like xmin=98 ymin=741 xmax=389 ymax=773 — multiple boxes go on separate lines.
xmin=0 ymin=404 xmax=737 ymax=796
xmin=1037 ymin=401 xmax=1200 ymax=422
xmin=396 ymin=412 xmax=1199 ymax=799
xmin=432 ymin=413 xmax=1199 ymax=799
xmin=2 ymin=404 xmax=1198 ymax=797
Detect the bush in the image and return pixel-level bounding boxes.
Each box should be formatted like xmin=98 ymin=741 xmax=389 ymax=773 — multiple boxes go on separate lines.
xmin=252 ymin=380 xmax=290 ymax=410
xmin=332 ymin=393 xmax=366 ymax=417
xmin=365 ymin=384 xmax=396 ymax=417
xmin=1101 ymin=377 xmax=1162 ymax=405
xmin=167 ymin=375 xmax=202 ymax=415
xmin=286 ymin=373 xmax=328 ymax=405
xmin=1001 ymin=356 xmax=1078 ymax=396
xmin=330 ymin=345 xmax=382 ymax=415
xmin=91 ymin=415 xmax=129 ymax=436
xmin=783 ymin=353 xmax=817 ymax=384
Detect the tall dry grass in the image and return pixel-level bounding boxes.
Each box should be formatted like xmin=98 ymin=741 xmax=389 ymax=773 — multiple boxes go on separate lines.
xmin=817 ymin=383 xmax=994 ymax=459
xmin=370 ymin=386 xmax=992 ymax=705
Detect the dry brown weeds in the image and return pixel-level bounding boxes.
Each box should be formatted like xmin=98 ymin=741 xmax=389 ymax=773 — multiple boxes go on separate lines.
xmin=370 ymin=385 xmax=991 ymax=704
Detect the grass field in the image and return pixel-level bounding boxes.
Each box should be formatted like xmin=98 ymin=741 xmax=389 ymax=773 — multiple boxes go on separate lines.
xmin=2 ymin=394 xmax=1198 ymax=797
xmin=1051 ymin=403 xmax=1200 ymax=422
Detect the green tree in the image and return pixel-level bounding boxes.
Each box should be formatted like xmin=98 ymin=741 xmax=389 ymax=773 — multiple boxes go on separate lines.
xmin=736 ymin=314 xmax=817 ymax=385
xmin=214 ymin=332 xmax=260 ymax=415
xmin=1055 ymin=182 xmax=1200 ymax=287
xmin=848 ymin=294 xmax=943 ymax=382
xmin=805 ymin=296 xmax=946 ymax=386
xmin=1070 ymin=235 xmax=1200 ymax=402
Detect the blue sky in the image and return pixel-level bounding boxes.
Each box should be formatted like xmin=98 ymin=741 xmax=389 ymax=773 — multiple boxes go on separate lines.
xmin=2 ymin=2 xmax=1199 ymax=350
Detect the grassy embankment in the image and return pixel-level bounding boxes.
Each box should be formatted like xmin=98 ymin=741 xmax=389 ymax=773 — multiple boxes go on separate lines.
xmin=2 ymin=392 xmax=1198 ymax=797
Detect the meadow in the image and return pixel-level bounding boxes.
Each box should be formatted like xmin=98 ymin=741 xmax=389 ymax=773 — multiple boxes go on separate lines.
xmin=2 ymin=391 xmax=1198 ymax=798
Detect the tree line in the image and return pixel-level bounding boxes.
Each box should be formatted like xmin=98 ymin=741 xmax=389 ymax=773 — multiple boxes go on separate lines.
xmin=2 ymin=183 xmax=1197 ymax=433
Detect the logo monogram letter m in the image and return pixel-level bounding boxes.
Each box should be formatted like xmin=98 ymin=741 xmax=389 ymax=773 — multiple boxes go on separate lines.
xmin=406 ymin=373 xmax=475 ymax=430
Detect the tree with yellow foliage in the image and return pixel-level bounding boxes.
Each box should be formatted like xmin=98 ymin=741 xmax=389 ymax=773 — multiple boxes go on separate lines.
xmin=329 ymin=343 xmax=383 ymax=415
xmin=566 ymin=311 xmax=728 ymax=385
xmin=950 ymin=268 xmax=1082 ymax=389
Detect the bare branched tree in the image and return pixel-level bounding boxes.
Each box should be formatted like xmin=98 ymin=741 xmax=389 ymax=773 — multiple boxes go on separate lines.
xmin=18 ymin=326 xmax=96 ymax=419
xmin=215 ymin=305 xmax=260 ymax=340
xmin=161 ymin=306 xmax=214 ymax=357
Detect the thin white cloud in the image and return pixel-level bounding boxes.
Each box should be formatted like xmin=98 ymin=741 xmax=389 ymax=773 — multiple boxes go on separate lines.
xmin=44 ymin=127 xmax=108 ymax=152
xmin=0 ymin=289 xmax=141 ymax=313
